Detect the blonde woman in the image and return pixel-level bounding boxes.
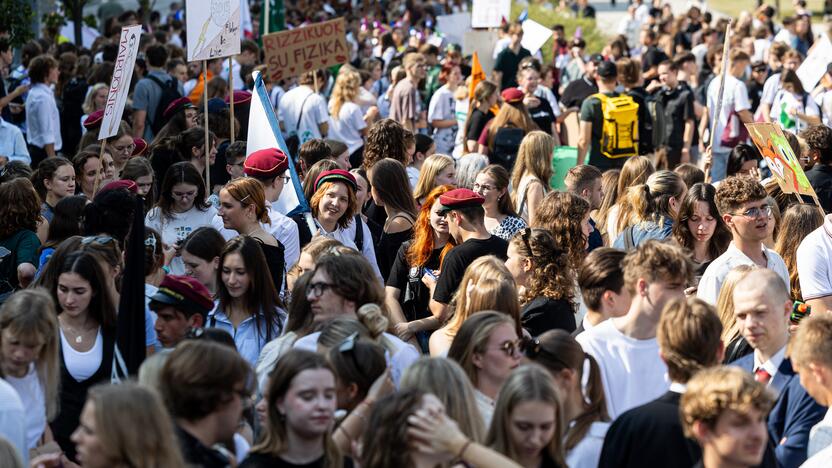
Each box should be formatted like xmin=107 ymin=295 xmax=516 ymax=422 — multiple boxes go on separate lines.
xmin=329 ymin=67 xmax=375 ymax=163
xmin=487 ymin=364 xmax=568 ymax=468
xmin=0 ymin=289 xmax=60 ymax=451
xmin=608 ymin=156 xmax=655 ymax=241
xmin=413 ymin=154 xmax=456 ymax=204
xmin=429 ymin=255 xmax=519 ymax=356
xmin=612 ymin=170 xmax=687 ymax=250
xmin=510 ymin=131 xmax=554 ymax=225
xmin=718 ymin=265 xmax=756 ymax=364
xmin=81 ymin=83 xmax=108 ymax=130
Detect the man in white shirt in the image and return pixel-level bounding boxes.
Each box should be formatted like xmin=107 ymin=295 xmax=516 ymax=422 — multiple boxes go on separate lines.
xmin=278 ymin=69 xmax=330 ymax=145
xmin=575 ymin=248 xmax=630 ymax=335
xmin=797 ymin=214 xmax=832 ymax=314
xmin=577 ymin=240 xmax=693 ymax=419
xmin=731 ymin=269 xmax=826 ymax=468
xmin=757 ymin=49 xmax=802 ymax=123
xmin=698 ymin=176 xmax=789 ymax=305
xmin=702 ymin=50 xmax=753 ymax=182
xmin=790 ymin=314 xmax=832 ymax=467
xmin=221 ymin=40 xmax=259 ymax=91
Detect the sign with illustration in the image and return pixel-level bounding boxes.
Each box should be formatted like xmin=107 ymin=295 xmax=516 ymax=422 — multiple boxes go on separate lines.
xmin=186 ymin=0 xmax=242 ymax=61
xmin=262 ymin=18 xmax=349 ymax=81
xmin=745 ymin=123 xmax=817 ymax=198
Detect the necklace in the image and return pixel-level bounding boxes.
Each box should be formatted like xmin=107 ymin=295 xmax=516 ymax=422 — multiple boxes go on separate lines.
xmin=60 ymin=317 xmax=96 ymax=344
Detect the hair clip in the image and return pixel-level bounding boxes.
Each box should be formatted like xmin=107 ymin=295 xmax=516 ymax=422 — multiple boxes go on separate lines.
xmin=144 ymin=235 xmax=158 ymax=254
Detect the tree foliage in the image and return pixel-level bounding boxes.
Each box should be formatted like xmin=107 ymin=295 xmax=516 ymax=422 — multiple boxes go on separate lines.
xmin=0 ymin=0 xmax=35 ymax=47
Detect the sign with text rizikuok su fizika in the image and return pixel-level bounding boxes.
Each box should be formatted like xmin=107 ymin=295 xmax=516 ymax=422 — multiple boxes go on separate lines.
xmin=262 ymin=18 xmax=349 ymax=81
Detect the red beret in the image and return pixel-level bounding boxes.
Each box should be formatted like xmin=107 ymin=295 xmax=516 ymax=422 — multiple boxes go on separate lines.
xmin=315 ymin=169 xmax=357 ymax=192
xmin=132 ymin=138 xmax=148 ymax=156
xmin=438 ymin=188 xmax=485 ymax=214
xmin=99 ymin=179 xmax=138 ymax=195
xmin=244 ymin=148 xmax=289 ymax=179
xmin=150 ymin=274 xmax=214 ymax=317
xmin=501 ymin=87 xmax=524 ymax=104
xmin=163 ymin=97 xmax=196 ymax=120
xmin=226 ymin=90 xmax=252 ymax=105
xmin=83 ymin=109 xmax=104 ymax=129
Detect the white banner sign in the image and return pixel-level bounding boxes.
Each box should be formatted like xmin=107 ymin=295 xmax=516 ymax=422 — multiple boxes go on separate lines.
xmin=471 ymin=0 xmax=511 ymax=28
xmin=521 ymin=19 xmax=553 ymax=55
xmin=436 ymin=13 xmax=471 ymax=49
xmin=99 ymin=25 xmax=142 ymax=140
xmin=186 ymin=0 xmax=242 ymax=61
xmin=797 ymin=34 xmax=832 ymax=92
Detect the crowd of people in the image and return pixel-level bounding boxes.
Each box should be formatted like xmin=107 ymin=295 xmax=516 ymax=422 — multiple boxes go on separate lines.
xmin=6 ymin=0 xmax=832 ymax=467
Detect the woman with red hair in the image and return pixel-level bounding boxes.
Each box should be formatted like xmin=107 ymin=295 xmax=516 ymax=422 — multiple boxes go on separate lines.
xmin=386 ymin=185 xmax=456 ymax=351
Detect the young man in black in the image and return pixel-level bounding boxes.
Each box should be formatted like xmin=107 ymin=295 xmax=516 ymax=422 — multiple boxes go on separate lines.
xmin=802 ymin=125 xmax=832 ymax=212
xmin=560 ymin=53 xmax=601 ymax=110
xmin=578 ymin=60 xmax=623 ymax=171
xmin=492 ymin=22 xmax=531 ymax=90
xmin=655 ymin=60 xmax=695 ymax=169
xmin=429 ymin=188 xmax=508 ymax=321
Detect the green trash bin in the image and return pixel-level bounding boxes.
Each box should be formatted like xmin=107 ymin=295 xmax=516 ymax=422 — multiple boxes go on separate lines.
xmin=550 ymin=146 xmax=578 ymax=190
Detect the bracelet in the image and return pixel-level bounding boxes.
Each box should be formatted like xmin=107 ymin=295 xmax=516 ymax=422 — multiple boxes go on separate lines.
xmin=456 ymin=439 xmax=472 ymax=460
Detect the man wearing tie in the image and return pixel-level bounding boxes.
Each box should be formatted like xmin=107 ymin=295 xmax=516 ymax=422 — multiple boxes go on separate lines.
xmin=731 ymin=269 xmax=826 ymax=468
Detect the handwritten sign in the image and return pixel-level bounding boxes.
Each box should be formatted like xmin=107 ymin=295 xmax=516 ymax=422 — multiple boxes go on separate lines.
xmin=99 ymin=25 xmax=142 ymax=139
xmin=746 ymin=122 xmax=817 ymax=197
xmin=262 ymin=18 xmax=349 ymax=81
xmin=472 ymin=0 xmax=511 ymax=28
xmin=186 ymin=0 xmax=242 ymax=61
xmin=797 ymin=34 xmax=832 ymax=92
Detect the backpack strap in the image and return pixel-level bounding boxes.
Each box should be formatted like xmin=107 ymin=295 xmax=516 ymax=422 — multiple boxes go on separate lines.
xmin=354 ymin=215 xmax=364 ymax=252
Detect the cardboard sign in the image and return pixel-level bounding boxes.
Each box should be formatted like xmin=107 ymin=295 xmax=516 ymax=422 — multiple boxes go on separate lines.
xmin=99 ymin=25 xmax=142 ymax=139
xmin=463 ymin=30 xmax=498 ymax=75
xmin=797 ymin=34 xmax=832 ymax=92
xmin=746 ymin=122 xmax=817 ymax=197
xmin=262 ymin=18 xmax=349 ymax=81
xmin=472 ymin=0 xmax=511 ymax=28
xmin=186 ymin=0 xmax=242 ymax=61
xmin=436 ymin=13 xmax=471 ymax=49
xmin=521 ymin=19 xmax=552 ymax=55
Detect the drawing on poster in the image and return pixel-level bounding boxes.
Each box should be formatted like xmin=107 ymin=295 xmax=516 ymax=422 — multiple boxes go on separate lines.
xmin=186 ymin=0 xmax=242 ymax=61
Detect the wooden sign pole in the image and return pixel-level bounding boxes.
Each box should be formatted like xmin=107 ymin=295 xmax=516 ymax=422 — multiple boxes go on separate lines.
xmin=229 ymin=57 xmax=235 ymax=143
xmin=707 ymin=20 xmax=733 ymax=182
xmin=203 ymin=60 xmax=211 ymax=192
xmin=92 ymin=142 xmax=106 ymax=196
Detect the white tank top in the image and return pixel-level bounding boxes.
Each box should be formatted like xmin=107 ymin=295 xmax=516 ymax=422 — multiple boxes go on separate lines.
xmin=60 ymin=327 xmax=103 ymax=381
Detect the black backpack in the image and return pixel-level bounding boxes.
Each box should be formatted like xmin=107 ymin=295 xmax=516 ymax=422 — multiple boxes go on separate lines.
xmin=146 ymin=75 xmax=183 ymax=135
xmin=490 ymin=127 xmax=524 ymax=170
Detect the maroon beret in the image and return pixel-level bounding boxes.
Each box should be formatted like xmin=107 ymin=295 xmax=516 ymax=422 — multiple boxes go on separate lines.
xmin=438 ymin=188 xmax=485 ymax=214
xmin=163 ymin=97 xmax=196 ymax=120
xmin=315 ymin=169 xmax=357 ymax=192
xmin=99 ymin=179 xmax=138 ymax=194
xmin=244 ymin=148 xmax=289 ymax=179
xmin=150 ymin=274 xmax=214 ymax=317
xmin=501 ymin=87 xmax=524 ymax=104
xmin=83 ymin=109 xmax=104 ymax=129
xmin=226 ymin=90 xmax=252 ymax=105
xmin=132 ymin=138 xmax=148 ymax=156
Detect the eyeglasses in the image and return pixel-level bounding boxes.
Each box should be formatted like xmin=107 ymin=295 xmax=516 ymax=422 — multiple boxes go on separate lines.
xmin=81 ymin=235 xmax=115 ymax=246
xmin=306 ymin=281 xmax=337 ymax=298
xmin=112 ymin=143 xmax=136 ymax=154
xmin=472 ymin=182 xmax=496 ymax=193
xmin=490 ymin=339 xmax=524 ymax=357
xmin=732 ymin=205 xmax=772 ymax=219
xmin=172 ymin=190 xmax=197 ymax=199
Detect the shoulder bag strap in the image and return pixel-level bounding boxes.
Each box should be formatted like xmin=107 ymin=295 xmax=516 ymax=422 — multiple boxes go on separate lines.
xmin=354 ymin=215 xmax=364 ymax=252
xmin=295 ymin=91 xmax=314 ymax=133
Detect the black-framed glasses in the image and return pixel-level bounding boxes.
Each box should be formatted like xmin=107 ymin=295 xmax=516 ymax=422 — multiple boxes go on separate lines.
xmin=81 ymin=235 xmax=115 ymax=246
xmin=307 ymin=281 xmax=336 ymax=298
xmin=732 ymin=205 xmax=772 ymax=219
xmin=472 ymin=182 xmax=495 ymax=193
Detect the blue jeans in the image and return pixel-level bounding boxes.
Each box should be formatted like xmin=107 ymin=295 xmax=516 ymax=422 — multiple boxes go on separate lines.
xmin=711 ymin=148 xmax=731 ymax=183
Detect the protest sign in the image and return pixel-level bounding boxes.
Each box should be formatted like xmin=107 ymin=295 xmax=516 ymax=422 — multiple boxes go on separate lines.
xmin=464 ymin=31 xmax=498 ymax=76
xmin=746 ymin=123 xmax=818 ymax=198
xmin=471 ymin=0 xmax=511 ymax=28
xmin=521 ymin=19 xmax=552 ymax=56
xmin=262 ymin=18 xmax=349 ymax=81
xmin=99 ymin=25 xmax=142 ymax=140
xmin=797 ymin=34 xmax=832 ymax=92
xmin=186 ymin=0 xmax=242 ymax=61
xmin=436 ymin=13 xmax=471 ymax=49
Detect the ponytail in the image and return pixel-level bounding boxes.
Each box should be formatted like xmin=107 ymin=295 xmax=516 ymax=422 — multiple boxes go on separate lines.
xmin=564 ymin=354 xmax=608 ymax=450
xmin=617 ymin=170 xmax=685 ymax=230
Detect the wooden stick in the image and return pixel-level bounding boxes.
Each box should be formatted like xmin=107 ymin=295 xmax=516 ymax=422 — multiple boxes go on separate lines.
xmin=812 ymin=194 xmax=826 ymax=217
xmin=264 ymin=0 xmax=270 ymax=36
xmin=92 ymin=142 xmax=106 ymax=196
xmin=229 ymin=57 xmax=235 ymax=143
xmin=707 ymin=20 xmax=733 ymax=182
xmin=203 ymin=60 xmax=211 ymax=192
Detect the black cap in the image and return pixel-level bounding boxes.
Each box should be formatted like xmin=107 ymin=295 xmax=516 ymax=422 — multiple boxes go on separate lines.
xmin=597 ymin=60 xmax=618 ymax=79
xmin=589 ymin=53 xmax=605 ymax=65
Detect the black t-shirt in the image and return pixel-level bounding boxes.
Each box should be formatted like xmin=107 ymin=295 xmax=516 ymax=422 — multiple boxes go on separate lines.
xmin=376 ymin=227 xmax=413 ymax=283
xmin=521 ymin=296 xmax=576 ymax=337
xmin=465 ymin=108 xmax=495 ymax=142
xmin=657 ymin=85 xmax=695 ymax=151
xmin=387 ymin=242 xmax=443 ymax=321
xmin=642 ymin=47 xmax=669 ymax=73
xmin=527 ymin=97 xmax=556 ymax=135
xmin=176 ymin=426 xmax=229 ymax=468
xmin=433 ymin=235 xmax=508 ymax=304
xmin=561 ymin=77 xmax=598 ymax=109
xmin=626 ymin=86 xmax=653 ymax=156
xmin=240 ymin=453 xmax=354 ymax=468
xmin=494 ymin=46 xmax=531 ymax=90
xmin=806 ymin=164 xmax=832 ymax=213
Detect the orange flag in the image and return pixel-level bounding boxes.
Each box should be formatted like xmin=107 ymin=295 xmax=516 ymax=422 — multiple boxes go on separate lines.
xmin=469 ymin=51 xmax=485 ymax=100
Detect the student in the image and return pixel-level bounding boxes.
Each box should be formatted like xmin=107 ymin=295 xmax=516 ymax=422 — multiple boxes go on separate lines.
xmin=599 ymin=297 xmax=723 ymax=467
xmin=486 ymin=364 xmax=567 ymax=468
xmin=474 ymin=165 xmax=527 ymax=241
xmin=390 ymin=53 xmax=427 ymax=132
xmin=576 ymin=241 xmax=692 ymax=419
xmin=325 ymin=139 xmax=352 ymax=171
xmin=121 ymin=156 xmax=156 ymax=210
xmin=407 ymin=134 xmax=435 ymax=188
xmin=730 ymin=269 xmax=826 ymax=467
xmin=208 ymin=236 xmax=286 ymax=366
xmin=0 ymin=179 xmax=42 ymax=302
xmin=222 ymin=141 xmax=247 ymax=181
xmin=717 ymin=265 xmax=756 ymax=364
xmin=493 ymin=22 xmax=531 ymax=90
xmin=429 ymin=188 xmax=508 ymax=322
xmin=0 ymin=289 xmax=59 ymax=452
xmin=25 ymin=55 xmax=61 ymax=166
xmin=672 ymin=183 xmax=732 ymax=283
xmin=179 ymin=227 xmax=225 ymax=295
xmin=133 ymin=44 xmax=183 ymax=141
xmin=428 ymin=63 xmax=462 ymax=155
xmin=145 ymin=162 xmax=217 ymax=275
xmin=525 ymin=330 xmax=609 ymax=468
xmin=412 ymin=154 xmax=456 ymax=205
xmin=606 ymin=156 xmax=656 ymax=242
xmin=613 ymin=170 xmax=687 ymax=249
xmin=564 ymin=165 xmax=604 ymax=251
xmin=369 ymin=158 xmax=418 ymax=281
xmin=328 ymin=67 xmax=370 ymax=164
xmin=577 ymin=60 xmax=625 ymax=171
xmin=697 ymin=176 xmax=789 ymax=305
xmin=327 ymin=334 xmax=386 ymax=413
xmin=71 ymin=382 xmax=184 ymax=468
xmin=149 ymin=275 xmax=214 ymax=349
xmin=448 ymin=311 xmax=522 ymax=427
xmin=655 ymin=60 xmax=695 ymax=168
xmin=242 ymin=350 xmax=349 ymax=467
xmin=278 ymin=69 xmax=330 ymax=146
xmin=510 ymin=131 xmax=554 ymax=226
xmin=507 ymin=228 xmax=577 ymax=335
xmin=477 ymin=89 xmax=537 ymax=159
xmin=517 ymin=61 xmax=558 ymax=139
xmin=789 ymin=315 xmax=832 ymax=466
xmin=575 ymin=248 xmax=630 ymax=334
xmin=31 ymin=156 xmax=75 ymax=223
xmin=802 ymin=125 xmax=832 ymax=213
xmin=681 ymin=366 xmax=775 ymax=468
xmin=533 ymin=191 xmax=594 ymax=272
xmin=160 ymin=340 xmax=251 ymax=468
xmin=72 ymin=150 xmax=101 ymax=201
xmin=464 ymin=80 xmax=499 ymax=153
